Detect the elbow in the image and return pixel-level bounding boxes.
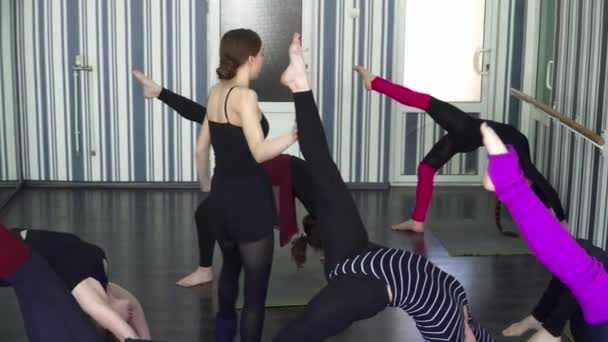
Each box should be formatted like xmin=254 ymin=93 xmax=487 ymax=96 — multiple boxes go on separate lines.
xmin=249 ymin=147 xmax=265 ymax=163
xmin=252 ymin=151 xmax=265 ymax=164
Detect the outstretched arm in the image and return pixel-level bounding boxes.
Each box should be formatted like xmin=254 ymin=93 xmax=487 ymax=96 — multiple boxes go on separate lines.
xmin=353 ymin=65 xmax=430 ymax=110
xmin=157 ymin=88 xmax=207 ymax=124
xmin=132 ymin=69 xmax=206 ymax=124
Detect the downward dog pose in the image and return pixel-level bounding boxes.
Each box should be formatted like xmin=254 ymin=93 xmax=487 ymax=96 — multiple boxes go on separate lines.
xmin=132 ymin=69 xmax=318 ymax=286
xmin=203 ymin=29 xmax=297 ymax=342
xmin=482 ymin=123 xmax=608 ymax=342
xmin=0 ymin=228 xmax=152 ymax=342
xmin=273 ymin=33 xmax=492 ymax=342
xmin=502 ymin=239 xmax=608 ymax=342
xmin=353 ymin=66 xmax=567 ymax=233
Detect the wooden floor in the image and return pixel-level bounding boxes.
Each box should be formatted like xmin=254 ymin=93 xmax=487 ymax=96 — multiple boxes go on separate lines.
xmin=0 ymin=187 xmax=557 ymax=341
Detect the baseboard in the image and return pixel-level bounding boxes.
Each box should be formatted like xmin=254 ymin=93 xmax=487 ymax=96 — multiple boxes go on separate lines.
xmin=24 ymin=180 xmax=391 ymax=190
xmin=0 ymin=181 xmax=25 ymax=214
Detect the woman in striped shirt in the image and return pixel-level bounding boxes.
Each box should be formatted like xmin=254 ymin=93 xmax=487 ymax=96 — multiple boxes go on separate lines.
xmin=273 ymin=33 xmax=492 ymax=342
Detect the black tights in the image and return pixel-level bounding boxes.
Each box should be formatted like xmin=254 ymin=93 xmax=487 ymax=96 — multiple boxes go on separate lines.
xmin=194 ymin=199 xmax=214 ymax=267
xmin=217 ymin=235 xmax=274 ymax=342
xmin=291 ymin=92 xmax=369 ymax=272
xmin=422 ymin=97 xmax=566 ymax=221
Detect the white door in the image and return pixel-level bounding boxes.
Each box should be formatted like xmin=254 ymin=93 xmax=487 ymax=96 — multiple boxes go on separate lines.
xmin=390 ymin=0 xmax=499 ymax=185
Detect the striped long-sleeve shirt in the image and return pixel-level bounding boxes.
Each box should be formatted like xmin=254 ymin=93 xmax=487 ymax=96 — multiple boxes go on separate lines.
xmin=329 ymin=246 xmax=493 ymax=342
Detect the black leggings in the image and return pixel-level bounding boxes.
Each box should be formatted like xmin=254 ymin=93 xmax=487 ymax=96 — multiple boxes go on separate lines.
xmin=273 ymin=91 xmax=388 ymax=342
xmin=532 ymin=277 xmax=590 ymax=341
xmin=194 ymin=199 xmax=214 ymax=267
xmin=422 ymin=97 xmax=566 ymax=221
xmin=157 ymin=88 xmax=317 ymax=267
xmin=290 ymin=92 xmax=369 ymax=272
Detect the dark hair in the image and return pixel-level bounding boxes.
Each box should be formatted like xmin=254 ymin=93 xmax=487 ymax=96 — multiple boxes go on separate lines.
xmin=216 ymin=29 xmax=262 ymax=80
xmin=291 ymin=215 xmax=321 ymax=268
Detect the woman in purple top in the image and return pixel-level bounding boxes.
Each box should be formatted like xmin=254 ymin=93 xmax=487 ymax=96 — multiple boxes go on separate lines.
xmin=480 ymin=123 xmax=608 ymax=342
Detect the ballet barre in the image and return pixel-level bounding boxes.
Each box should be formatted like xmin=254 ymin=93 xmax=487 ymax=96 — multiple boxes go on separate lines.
xmin=511 ymin=88 xmax=606 ymax=156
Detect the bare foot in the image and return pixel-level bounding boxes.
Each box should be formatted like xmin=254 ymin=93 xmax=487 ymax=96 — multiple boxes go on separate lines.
xmin=353 ymin=65 xmax=375 ymax=91
xmin=527 ymin=328 xmax=560 ymax=342
xmin=280 ymin=33 xmax=310 ymax=93
xmin=502 ymin=315 xmax=542 ymax=337
xmin=176 ymin=267 xmax=213 ymax=287
xmin=391 ymin=219 xmax=425 ymax=233
xmin=132 ymin=69 xmax=162 ymax=98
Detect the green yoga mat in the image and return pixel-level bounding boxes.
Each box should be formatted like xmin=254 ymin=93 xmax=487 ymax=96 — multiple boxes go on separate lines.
xmin=428 ymin=217 xmax=531 ymax=256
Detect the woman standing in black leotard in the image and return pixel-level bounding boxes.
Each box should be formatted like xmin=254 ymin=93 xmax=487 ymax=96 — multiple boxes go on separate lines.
xmin=203 ymin=29 xmax=297 ymax=342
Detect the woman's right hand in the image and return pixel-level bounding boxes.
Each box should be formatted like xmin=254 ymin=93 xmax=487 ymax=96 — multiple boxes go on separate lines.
xmin=353 ymin=65 xmax=375 ymax=91
xmin=132 ymin=69 xmax=162 ymax=99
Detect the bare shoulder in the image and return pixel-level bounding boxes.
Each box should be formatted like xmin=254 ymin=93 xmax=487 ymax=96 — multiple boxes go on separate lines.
xmin=232 ymin=87 xmax=258 ymax=105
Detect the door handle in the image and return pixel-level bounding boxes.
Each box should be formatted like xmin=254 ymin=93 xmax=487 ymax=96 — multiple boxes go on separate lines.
xmin=474 ymin=48 xmax=491 ymax=75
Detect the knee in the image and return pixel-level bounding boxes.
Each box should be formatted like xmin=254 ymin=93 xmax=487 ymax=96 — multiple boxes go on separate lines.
xmin=417 ymin=162 xmax=437 ymax=179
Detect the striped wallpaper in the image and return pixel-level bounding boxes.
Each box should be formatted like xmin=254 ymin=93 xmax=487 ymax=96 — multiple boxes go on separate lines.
xmin=13 ymin=0 xmax=528 ymax=185
xmin=527 ymin=0 xmax=608 ymax=248
xmin=16 ymin=0 xmax=207 ymax=182
xmin=14 ymin=0 xmax=395 ymax=183
xmin=0 ymin=0 xmax=20 ymax=182
xmin=314 ymin=0 xmax=395 ymax=183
